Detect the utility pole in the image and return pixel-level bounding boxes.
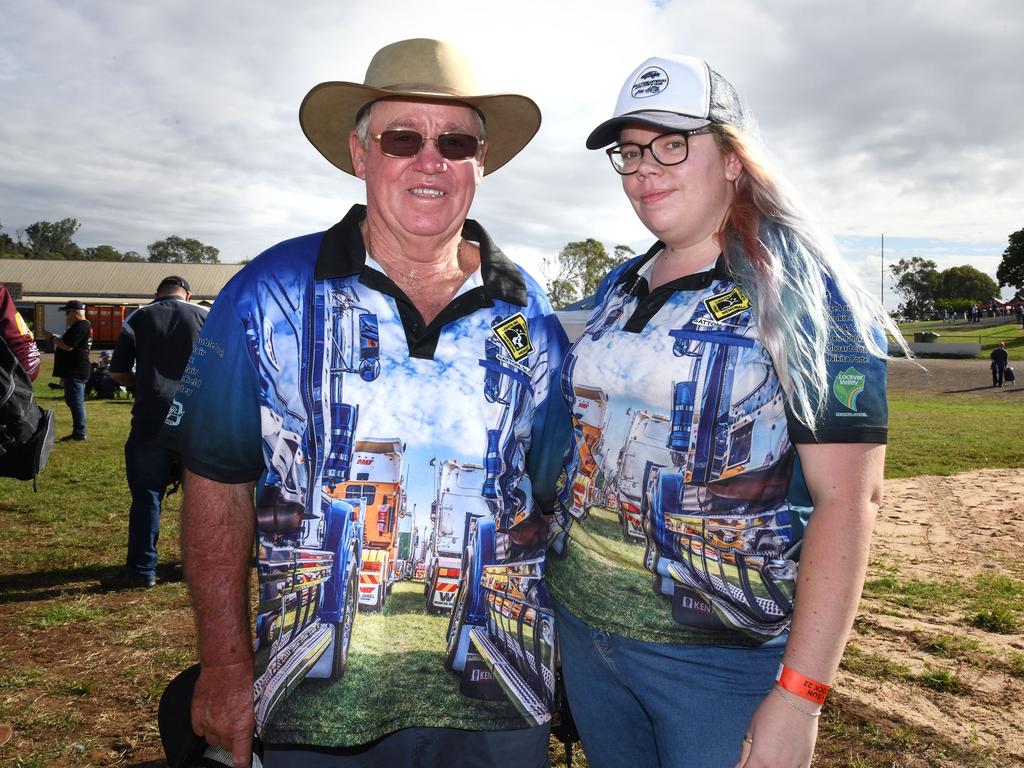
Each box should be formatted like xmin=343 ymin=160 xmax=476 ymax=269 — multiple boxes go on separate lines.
xmin=880 ymin=233 xmax=885 ymax=307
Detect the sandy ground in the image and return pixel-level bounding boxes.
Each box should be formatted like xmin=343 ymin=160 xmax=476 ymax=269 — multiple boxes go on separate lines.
xmin=840 ymin=467 xmax=1024 ymax=763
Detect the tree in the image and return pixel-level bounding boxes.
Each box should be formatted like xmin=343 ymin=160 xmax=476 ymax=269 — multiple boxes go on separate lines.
xmin=147 ymin=235 xmax=220 ymax=264
xmin=544 ymin=239 xmax=633 ymax=309
xmin=936 ymin=265 xmax=998 ymax=304
xmin=889 ymin=257 xmax=939 ymax=320
xmin=996 ymin=228 xmax=1024 ymax=292
xmin=84 ymin=244 xmax=146 ymax=262
xmin=24 ymin=218 xmax=83 ymax=259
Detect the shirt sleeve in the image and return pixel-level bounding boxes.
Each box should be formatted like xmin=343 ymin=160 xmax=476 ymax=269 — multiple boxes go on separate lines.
xmin=108 ymin=315 xmax=137 ymax=374
xmin=526 ymin=304 xmax=572 ymax=514
xmin=787 ymin=278 xmax=889 ymax=445
xmin=160 ymin=293 xmax=264 ymax=483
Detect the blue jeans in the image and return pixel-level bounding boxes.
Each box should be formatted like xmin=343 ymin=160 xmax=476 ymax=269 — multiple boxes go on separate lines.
xmin=554 ymin=603 xmax=784 ymax=768
xmin=62 ymin=377 xmax=87 ymax=437
xmin=124 ymin=428 xmax=176 ymax=578
xmin=263 ymin=725 xmax=550 ymax=768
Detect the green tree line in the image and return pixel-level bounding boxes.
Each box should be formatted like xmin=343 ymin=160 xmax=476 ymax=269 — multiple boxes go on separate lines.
xmin=0 ymin=218 xmax=219 ymax=263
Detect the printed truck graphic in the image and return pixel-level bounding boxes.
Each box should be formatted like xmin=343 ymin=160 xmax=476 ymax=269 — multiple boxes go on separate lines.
xmin=425 ymin=460 xmax=490 ymax=612
xmin=644 ymin=310 xmax=796 ymax=639
xmin=253 ymin=427 xmax=365 ymax=729
xmin=565 ymin=385 xmax=609 ymax=519
xmin=327 ymin=438 xmax=406 ymax=611
xmin=251 ymin=281 xmax=381 ymax=730
xmin=440 ymin=325 xmax=556 ymax=726
xmin=616 ymin=408 xmax=673 ymax=543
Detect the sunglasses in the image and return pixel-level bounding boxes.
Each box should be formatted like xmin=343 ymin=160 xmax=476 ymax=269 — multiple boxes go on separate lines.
xmin=372 ymin=130 xmax=483 ymax=161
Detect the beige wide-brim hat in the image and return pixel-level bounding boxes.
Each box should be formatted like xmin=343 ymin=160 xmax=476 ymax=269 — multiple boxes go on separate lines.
xmin=300 ymin=38 xmax=541 ymax=176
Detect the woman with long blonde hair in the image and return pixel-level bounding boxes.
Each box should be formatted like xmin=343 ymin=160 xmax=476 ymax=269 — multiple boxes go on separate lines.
xmin=548 ymin=54 xmax=903 ymax=767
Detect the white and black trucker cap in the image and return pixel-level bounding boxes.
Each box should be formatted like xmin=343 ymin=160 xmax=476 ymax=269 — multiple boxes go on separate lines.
xmin=587 ymin=54 xmax=745 ymax=149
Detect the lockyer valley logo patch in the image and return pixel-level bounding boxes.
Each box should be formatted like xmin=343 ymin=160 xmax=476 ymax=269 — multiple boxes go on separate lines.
xmin=832 ymin=367 xmax=866 ymax=410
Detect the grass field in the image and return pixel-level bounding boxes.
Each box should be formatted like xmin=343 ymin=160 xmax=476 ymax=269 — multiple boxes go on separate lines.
xmin=896 ymin=319 xmax=1024 ymax=358
xmin=1 ymin=358 xmax=1022 ymax=766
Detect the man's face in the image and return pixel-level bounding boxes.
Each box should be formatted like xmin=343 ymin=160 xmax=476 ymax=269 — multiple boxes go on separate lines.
xmin=349 ymin=99 xmax=485 ymax=243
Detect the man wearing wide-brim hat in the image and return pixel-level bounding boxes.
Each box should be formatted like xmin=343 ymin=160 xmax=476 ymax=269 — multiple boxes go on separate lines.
xmin=162 ymin=38 xmax=570 ymax=768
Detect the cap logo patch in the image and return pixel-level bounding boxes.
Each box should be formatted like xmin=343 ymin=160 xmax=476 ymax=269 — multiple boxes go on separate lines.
xmin=492 ymin=313 xmax=533 ymax=362
xmin=631 ymin=67 xmax=669 ymax=98
xmin=704 ymin=287 xmax=750 ymax=321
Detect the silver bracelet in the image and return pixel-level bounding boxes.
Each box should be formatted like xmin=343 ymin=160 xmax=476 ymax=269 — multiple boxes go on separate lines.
xmin=773 ymin=685 xmax=823 ymax=717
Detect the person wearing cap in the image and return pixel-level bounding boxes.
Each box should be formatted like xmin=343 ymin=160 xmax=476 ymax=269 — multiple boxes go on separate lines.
xmin=162 ymin=39 xmax=569 ymax=768
xmin=48 ymin=299 xmax=92 ymax=441
xmin=99 ymin=276 xmax=206 ymax=590
xmin=547 ymin=55 xmax=906 ymax=767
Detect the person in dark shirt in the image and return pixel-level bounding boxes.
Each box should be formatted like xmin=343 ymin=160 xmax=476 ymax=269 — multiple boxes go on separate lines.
xmin=990 ymin=341 xmax=1009 ymax=387
xmin=49 ymin=300 xmax=92 ymax=441
xmin=100 ymin=276 xmax=207 ymax=589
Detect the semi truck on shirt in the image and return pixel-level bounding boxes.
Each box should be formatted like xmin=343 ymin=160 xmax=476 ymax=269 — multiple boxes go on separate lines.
xmin=441 ymin=329 xmax=558 ymax=727
xmin=565 ymin=384 xmax=609 ymax=519
xmin=250 ymin=283 xmax=380 ymax=727
xmin=615 ymin=408 xmax=673 ymax=543
xmin=328 ymin=437 xmax=406 ymax=611
xmin=425 ymin=460 xmax=490 ymax=611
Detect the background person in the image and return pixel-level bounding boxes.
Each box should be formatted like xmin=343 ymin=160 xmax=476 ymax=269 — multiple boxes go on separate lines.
xmin=48 ymin=300 xmax=91 ymax=441
xmin=990 ymin=341 xmax=1009 ymax=387
xmin=100 ymin=276 xmax=206 ymax=590
xmin=162 ymin=38 xmax=568 ymax=768
xmin=0 ymin=283 xmax=40 ymax=381
xmin=547 ymin=54 xmax=906 ymax=768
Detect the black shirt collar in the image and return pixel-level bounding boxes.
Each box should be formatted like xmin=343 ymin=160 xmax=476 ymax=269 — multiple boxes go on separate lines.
xmin=313 ymin=204 xmax=527 ymax=307
xmin=615 ymin=241 xmax=733 ymax=299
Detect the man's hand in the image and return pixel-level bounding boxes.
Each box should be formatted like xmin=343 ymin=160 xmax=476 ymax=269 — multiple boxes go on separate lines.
xmin=192 ymin=661 xmax=255 ymax=768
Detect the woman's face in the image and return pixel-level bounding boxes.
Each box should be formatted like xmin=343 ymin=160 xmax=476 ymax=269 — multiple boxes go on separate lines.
xmin=618 ymin=124 xmax=742 ymax=254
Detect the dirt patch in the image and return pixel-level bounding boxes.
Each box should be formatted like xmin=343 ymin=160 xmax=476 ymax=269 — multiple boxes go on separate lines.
xmin=833 ymin=468 xmax=1024 ymax=766
xmin=889 ymin=357 xmax=1023 ymax=397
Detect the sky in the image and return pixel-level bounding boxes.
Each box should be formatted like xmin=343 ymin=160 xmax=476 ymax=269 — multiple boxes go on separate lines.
xmin=2 ymin=0 xmax=1022 ymax=310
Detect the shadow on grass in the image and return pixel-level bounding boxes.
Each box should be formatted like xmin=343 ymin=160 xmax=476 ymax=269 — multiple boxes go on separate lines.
xmin=0 ymin=561 xmax=183 ymax=602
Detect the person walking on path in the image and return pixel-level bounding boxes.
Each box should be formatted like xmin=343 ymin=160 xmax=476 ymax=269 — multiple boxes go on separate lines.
xmin=990 ymin=341 xmax=1009 ymax=387
xmin=48 ymin=300 xmax=91 ymax=441
xmin=100 ymin=276 xmax=207 ymax=590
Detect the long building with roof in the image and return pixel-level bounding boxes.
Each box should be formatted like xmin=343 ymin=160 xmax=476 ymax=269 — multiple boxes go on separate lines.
xmin=0 ymin=258 xmax=244 ymax=306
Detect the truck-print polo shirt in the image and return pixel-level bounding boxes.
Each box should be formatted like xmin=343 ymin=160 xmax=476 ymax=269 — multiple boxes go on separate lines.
xmin=547 ymin=244 xmax=887 ymax=646
xmin=163 ymin=204 xmax=570 ymax=746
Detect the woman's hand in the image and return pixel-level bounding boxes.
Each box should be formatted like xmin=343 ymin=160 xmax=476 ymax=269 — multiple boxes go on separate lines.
xmin=735 ymin=688 xmax=819 ymax=768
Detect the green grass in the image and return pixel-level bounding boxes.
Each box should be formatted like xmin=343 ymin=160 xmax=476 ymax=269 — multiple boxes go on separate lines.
xmin=885 ymin=392 xmax=1024 ymax=477
xmin=896 ymin=319 xmax=1024 ymax=358
xmin=863 ymin=572 xmax=1024 ymax=634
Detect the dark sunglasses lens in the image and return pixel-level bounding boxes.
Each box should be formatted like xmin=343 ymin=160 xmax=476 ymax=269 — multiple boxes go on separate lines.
xmin=435 ymin=133 xmax=479 ymax=160
xmin=379 ymin=130 xmax=423 ymax=157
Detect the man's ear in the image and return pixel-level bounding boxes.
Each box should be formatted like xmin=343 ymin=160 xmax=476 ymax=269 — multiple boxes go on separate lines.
xmin=349 ymin=132 xmax=367 ymax=179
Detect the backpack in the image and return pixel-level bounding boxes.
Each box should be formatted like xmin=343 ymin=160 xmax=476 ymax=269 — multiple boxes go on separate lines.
xmin=0 ymin=336 xmax=56 ymax=489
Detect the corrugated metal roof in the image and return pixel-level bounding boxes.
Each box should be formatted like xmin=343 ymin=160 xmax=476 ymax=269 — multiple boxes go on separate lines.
xmin=0 ymin=259 xmax=245 ymax=301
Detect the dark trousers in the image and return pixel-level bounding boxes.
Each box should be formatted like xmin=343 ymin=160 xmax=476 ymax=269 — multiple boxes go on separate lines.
xmin=993 ymin=364 xmax=1006 ymax=387
xmin=62 ymin=377 xmax=87 ymax=437
xmin=124 ymin=427 xmax=175 ymax=578
xmin=263 ymin=725 xmax=551 ymax=768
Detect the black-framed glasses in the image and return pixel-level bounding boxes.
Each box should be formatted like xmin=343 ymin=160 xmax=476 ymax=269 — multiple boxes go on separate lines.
xmin=372 ymin=130 xmax=483 ymax=161
xmin=606 ymin=128 xmax=713 ymax=175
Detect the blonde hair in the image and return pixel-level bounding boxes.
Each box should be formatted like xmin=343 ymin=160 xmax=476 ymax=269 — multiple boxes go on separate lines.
xmin=710 ymin=123 xmax=908 ymax=431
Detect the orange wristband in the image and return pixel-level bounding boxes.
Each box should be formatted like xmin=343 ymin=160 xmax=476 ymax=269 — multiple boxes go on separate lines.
xmin=775 ymin=663 xmax=830 ymax=706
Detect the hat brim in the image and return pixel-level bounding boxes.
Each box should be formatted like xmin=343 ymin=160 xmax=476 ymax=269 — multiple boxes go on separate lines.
xmin=300 ymin=82 xmax=541 ymax=176
xmin=586 ymin=111 xmax=711 ymax=150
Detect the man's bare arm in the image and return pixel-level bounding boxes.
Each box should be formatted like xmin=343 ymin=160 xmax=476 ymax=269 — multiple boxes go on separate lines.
xmin=181 ymin=469 xmax=256 ymax=768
